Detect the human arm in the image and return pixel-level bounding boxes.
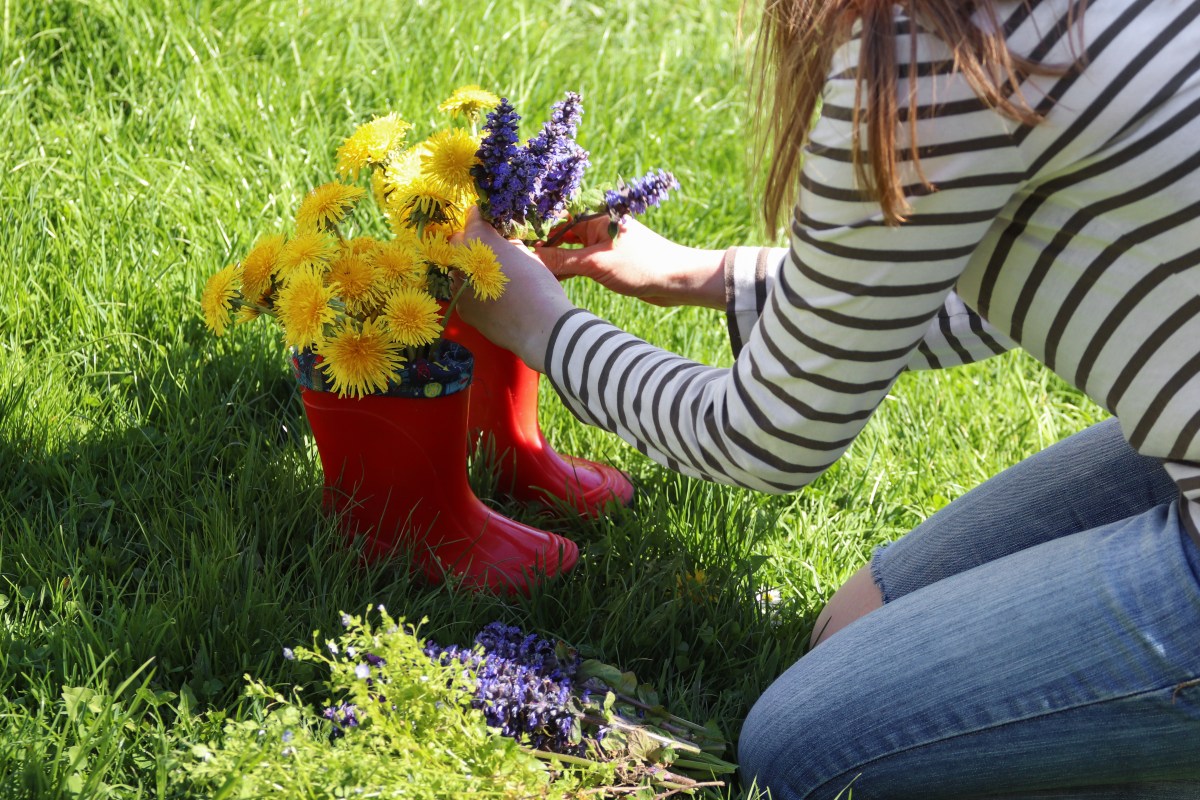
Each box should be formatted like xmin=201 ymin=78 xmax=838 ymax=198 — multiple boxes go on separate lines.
xmin=453 ymin=209 xmax=577 ymax=373
xmin=535 ymin=213 xmax=727 ymax=309
xmin=536 ymin=22 xmax=1027 ymax=492
xmin=724 ymin=246 xmax=1016 ymax=368
xmin=535 ymin=196 xmax=1016 ymax=368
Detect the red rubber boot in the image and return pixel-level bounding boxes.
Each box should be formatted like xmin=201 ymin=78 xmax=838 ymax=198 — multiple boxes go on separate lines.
xmin=444 ymin=313 xmax=635 ymax=516
xmin=301 ymin=384 xmax=578 ymax=593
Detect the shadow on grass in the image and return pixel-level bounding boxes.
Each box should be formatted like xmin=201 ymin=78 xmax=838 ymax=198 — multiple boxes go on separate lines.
xmin=0 ymin=331 xmax=813 ymax=794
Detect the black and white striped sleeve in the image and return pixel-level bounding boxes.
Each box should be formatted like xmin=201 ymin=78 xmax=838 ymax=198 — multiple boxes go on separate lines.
xmin=723 ymin=245 xmax=1016 ymax=369
xmin=543 ymin=25 xmax=1026 ymax=493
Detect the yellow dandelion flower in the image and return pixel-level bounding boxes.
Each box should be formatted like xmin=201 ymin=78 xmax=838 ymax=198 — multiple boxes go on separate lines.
xmin=327 ymin=248 xmax=385 ymax=314
xmin=438 ymin=84 xmax=501 ymax=118
xmin=388 ymin=212 xmax=415 ymax=239
xmin=399 ymin=270 xmax=430 ymax=293
xmin=452 ymin=239 xmax=508 ymax=301
xmin=318 ymin=318 xmax=405 ymax=399
xmin=336 ymin=113 xmax=412 ymax=177
xmin=456 ymin=184 xmax=479 ymax=212
xmin=275 ymin=268 xmax=338 ymax=349
xmin=468 ymin=267 xmax=507 ymax=302
xmin=424 ymin=212 xmax=465 ymax=237
xmin=393 ymin=216 xmax=463 ymax=243
xmin=237 ymin=287 xmax=271 ymax=324
xmin=391 ymin=225 xmax=422 ymax=251
xmin=278 ymin=231 xmax=338 ymax=280
xmin=371 ymin=238 xmax=425 ymax=286
xmin=419 ymin=230 xmax=458 ymax=272
xmin=421 ymin=129 xmax=480 ymax=195
xmin=295 ymin=181 xmax=365 ymax=234
xmin=675 ymin=569 xmax=716 ymax=603
xmin=379 ymin=146 xmax=427 ymax=204
xmin=391 ymin=175 xmax=462 ymax=235
xmin=345 ymin=236 xmax=381 ymax=259
xmin=381 ymin=287 xmax=443 ymax=347
xmin=240 ymin=233 xmax=286 ymax=301
xmin=201 ymin=263 xmax=241 ymax=336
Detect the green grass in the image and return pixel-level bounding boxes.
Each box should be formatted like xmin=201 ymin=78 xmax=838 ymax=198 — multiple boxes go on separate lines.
xmin=0 ymin=0 xmax=1105 ymax=796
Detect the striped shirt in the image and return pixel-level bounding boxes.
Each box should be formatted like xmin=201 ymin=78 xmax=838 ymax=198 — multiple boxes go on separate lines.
xmin=544 ymin=0 xmax=1200 ymax=542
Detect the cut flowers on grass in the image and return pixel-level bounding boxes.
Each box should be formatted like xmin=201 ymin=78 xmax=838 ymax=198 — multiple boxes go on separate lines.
xmin=182 ymin=608 xmax=735 ymax=798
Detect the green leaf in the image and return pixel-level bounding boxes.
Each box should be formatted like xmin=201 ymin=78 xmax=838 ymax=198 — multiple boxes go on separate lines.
xmin=578 ymin=659 xmax=639 ymax=696
xmin=578 ymin=659 xmax=624 ymax=688
xmin=702 ymin=718 xmax=725 ymax=742
xmin=624 ymin=728 xmax=666 ymax=763
xmin=61 ymin=686 xmax=99 ymax=721
xmin=569 ymin=718 xmax=583 ymax=746
xmin=64 ymin=772 xmax=84 ymax=796
xmin=135 ymin=687 xmax=177 ymax=708
xmin=635 ymin=683 xmax=659 ymax=707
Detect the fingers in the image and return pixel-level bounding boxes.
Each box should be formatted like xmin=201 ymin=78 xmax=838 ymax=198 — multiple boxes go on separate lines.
xmin=534 ymin=241 xmax=605 ymax=280
xmin=462 ymin=206 xmax=501 ymax=244
xmin=535 ymin=242 xmax=585 ymax=280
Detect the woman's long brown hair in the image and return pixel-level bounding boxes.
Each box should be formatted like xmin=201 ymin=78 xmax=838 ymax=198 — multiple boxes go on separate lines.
xmin=748 ymin=0 xmax=1078 ymax=232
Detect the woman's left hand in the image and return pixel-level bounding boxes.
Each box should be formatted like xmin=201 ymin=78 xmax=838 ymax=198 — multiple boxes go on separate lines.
xmin=453 ymin=207 xmax=577 ymax=373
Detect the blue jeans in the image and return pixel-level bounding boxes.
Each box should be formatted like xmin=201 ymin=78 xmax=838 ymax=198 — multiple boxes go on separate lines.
xmin=739 ymin=419 xmax=1200 ymax=799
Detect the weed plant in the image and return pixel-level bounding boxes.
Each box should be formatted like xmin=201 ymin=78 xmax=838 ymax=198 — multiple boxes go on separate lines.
xmin=0 ymin=0 xmax=1104 ymax=796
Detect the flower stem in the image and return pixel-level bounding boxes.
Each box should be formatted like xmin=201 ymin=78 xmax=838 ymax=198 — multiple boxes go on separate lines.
xmin=666 ymin=757 xmax=738 ymax=775
xmin=435 ymin=280 xmax=471 ymax=359
xmin=652 ymin=779 xmax=727 ymax=799
xmin=614 ymin=695 xmax=723 ymax=740
xmin=579 ymin=714 xmax=703 ymax=755
xmin=230 ymin=298 xmax=276 ymax=317
xmin=543 ymin=211 xmax=608 ymax=247
xmin=527 ymin=749 xmax=602 ymax=769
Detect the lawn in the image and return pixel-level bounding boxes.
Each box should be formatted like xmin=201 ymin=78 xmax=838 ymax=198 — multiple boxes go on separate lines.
xmin=0 ymin=0 xmax=1106 ymax=796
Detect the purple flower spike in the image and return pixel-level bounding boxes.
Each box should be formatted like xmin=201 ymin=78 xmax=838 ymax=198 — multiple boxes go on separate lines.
xmin=425 ymin=621 xmax=584 ymax=754
xmin=551 ymin=92 xmax=583 ymax=137
xmin=537 ymin=142 xmax=590 ymax=220
xmin=473 ymin=93 xmax=590 ymax=232
xmin=472 ymin=98 xmax=528 ymax=232
xmin=604 ymin=169 xmax=680 ymax=220
xmin=524 ymin=92 xmax=587 ymax=221
xmin=526 ymin=92 xmax=583 ymax=157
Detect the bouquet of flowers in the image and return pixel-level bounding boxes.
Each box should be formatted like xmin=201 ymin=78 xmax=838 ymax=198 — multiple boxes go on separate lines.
xmin=421 ymin=620 xmax=736 ymax=791
xmin=199 ymin=85 xmax=679 ymax=399
xmin=184 ymin=609 xmax=735 ymax=798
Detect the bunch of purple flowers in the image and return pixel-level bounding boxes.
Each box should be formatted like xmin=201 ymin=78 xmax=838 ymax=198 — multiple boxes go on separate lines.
xmin=300 ymin=613 xmax=735 ymax=793
xmin=472 ymin=92 xmax=677 ymax=240
xmin=420 ymin=620 xmax=736 ymax=792
xmin=424 ymin=621 xmax=595 ymax=754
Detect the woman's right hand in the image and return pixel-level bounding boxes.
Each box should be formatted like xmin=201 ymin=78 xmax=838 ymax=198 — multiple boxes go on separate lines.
xmin=534 ymin=215 xmax=727 ymax=310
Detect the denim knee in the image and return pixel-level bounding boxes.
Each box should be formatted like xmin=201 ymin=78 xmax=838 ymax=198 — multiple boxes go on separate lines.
xmin=737 ymin=502 xmax=1200 ymax=800
xmin=739 ymin=684 xmax=795 ymax=798
xmin=739 ymin=672 xmax=846 ymax=800
xmin=871 ymin=418 xmax=1176 ymax=603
